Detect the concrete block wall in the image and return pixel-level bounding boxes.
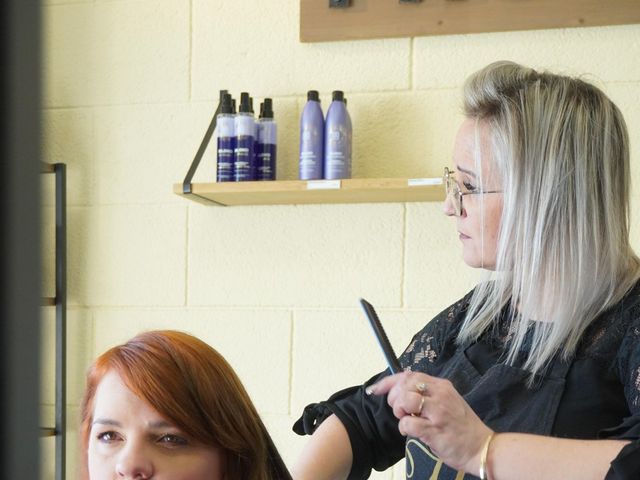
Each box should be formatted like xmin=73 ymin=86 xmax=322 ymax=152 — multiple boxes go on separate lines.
xmin=41 ymin=0 xmax=640 ymax=478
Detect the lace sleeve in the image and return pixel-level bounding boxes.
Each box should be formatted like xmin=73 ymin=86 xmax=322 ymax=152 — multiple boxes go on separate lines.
xmin=600 ymin=294 xmax=640 ymax=448
xmin=600 ymin=302 xmax=640 ymax=479
xmin=399 ymin=290 xmax=474 ymax=372
xmin=618 ymin=301 xmax=640 ymax=412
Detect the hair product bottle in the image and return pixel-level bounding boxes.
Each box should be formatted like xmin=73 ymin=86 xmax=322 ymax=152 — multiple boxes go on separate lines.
xmin=216 ymin=92 xmax=235 ymax=182
xmin=214 ymin=88 xmax=228 ymax=136
xmin=234 ymin=92 xmax=256 ymax=181
xmin=324 ymin=90 xmax=352 ymax=180
xmin=299 ymin=90 xmax=324 ymax=180
xmin=256 ymin=98 xmax=277 ymax=181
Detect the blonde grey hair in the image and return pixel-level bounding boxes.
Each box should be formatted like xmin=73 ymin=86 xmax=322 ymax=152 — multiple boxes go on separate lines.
xmin=457 ymin=61 xmax=640 ymax=379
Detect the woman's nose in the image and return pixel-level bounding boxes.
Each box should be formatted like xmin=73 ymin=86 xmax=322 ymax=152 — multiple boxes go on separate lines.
xmin=115 ymin=442 xmax=153 ymax=479
xmin=443 ymin=193 xmax=456 ymax=217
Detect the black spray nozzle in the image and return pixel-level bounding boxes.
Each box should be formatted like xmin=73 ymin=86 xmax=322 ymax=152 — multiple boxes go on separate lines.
xmin=260 ymin=98 xmax=274 ymax=119
xmin=239 ymin=92 xmax=251 ymax=113
xmin=332 ymin=90 xmax=345 ymax=102
xmin=219 ymin=89 xmax=228 ymax=102
xmin=219 ymin=93 xmax=233 ymax=114
xmin=307 ymin=90 xmax=320 ymax=102
xmin=232 ymin=98 xmax=236 ymax=113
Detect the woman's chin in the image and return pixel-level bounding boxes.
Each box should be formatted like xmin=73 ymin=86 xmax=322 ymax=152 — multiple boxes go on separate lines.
xmin=462 ymin=252 xmax=496 ymax=270
xmin=461 ymin=251 xmax=481 ymax=269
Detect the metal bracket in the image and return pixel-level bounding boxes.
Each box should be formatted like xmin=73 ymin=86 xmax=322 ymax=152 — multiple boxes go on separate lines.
xmin=182 ymin=94 xmax=225 ymax=194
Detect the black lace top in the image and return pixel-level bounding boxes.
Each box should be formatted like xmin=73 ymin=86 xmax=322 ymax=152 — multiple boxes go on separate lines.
xmin=293 ymin=281 xmax=640 ymax=479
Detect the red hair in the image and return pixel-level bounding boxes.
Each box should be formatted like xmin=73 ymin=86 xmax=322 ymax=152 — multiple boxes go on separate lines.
xmin=80 ymin=330 xmax=276 ymax=480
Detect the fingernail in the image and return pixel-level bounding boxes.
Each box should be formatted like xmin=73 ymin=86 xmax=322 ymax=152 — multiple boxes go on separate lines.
xmin=365 ymin=385 xmax=376 ymax=395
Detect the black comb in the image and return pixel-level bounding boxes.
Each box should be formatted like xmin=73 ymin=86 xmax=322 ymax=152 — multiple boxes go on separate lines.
xmin=359 ymin=298 xmax=402 ymax=374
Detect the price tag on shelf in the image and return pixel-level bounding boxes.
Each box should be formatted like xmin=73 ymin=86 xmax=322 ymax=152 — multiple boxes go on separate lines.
xmin=407 ymin=178 xmax=442 ymax=187
xmin=307 ymin=180 xmax=342 ymax=190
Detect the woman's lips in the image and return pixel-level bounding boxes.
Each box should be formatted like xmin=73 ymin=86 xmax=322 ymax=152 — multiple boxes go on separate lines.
xmin=458 ymin=232 xmax=471 ymax=240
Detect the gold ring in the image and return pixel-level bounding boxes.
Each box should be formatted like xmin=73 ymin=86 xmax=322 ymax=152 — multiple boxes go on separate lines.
xmin=416 ymin=396 xmax=425 ymax=416
xmin=415 ymin=382 xmax=427 ymax=393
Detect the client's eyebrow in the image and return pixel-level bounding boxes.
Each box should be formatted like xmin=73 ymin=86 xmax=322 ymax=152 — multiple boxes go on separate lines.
xmin=92 ymin=418 xmax=121 ymax=427
xmin=92 ymin=418 xmax=174 ymax=429
xmin=149 ymin=421 xmax=173 ymax=429
xmin=456 ymin=165 xmax=478 ymax=178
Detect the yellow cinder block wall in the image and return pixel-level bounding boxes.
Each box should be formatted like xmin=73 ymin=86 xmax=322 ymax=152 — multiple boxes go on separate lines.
xmin=40 ymin=0 xmax=640 ymax=478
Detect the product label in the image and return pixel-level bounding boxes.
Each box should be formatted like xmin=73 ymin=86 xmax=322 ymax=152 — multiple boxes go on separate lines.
xmin=299 ymin=151 xmax=318 ymax=164
xmin=307 ymin=180 xmax=341 ymax=190
xmin=325 ymin=124 xmax=351 ymax=179
xmin=299 ymin=126 xmax=323 ymax=180
xmin=234 ymin=136 xmax=255 ymax=181
xmin=408 ymin=178 xmax=443 ymax=187
xmin=216 ymin=137 xmax=235 ymax=182
xmin=256 ymin=143 xmax=277 ymax=181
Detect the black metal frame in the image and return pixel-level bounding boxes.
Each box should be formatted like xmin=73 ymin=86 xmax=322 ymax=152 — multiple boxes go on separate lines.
xmin=41 ymin=164 xmax=66 ymax=480
xmin=181 ymin=101 xmax=224 ymax=205
xmin=54 ymin=163 xmax=67 ymax=480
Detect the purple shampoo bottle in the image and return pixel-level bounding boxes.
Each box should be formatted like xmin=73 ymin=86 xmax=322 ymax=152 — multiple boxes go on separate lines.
xmin=324 ymin=90 xmax=352 ymax=180
xmin=299 ymin=90 xmax=324 ymax=180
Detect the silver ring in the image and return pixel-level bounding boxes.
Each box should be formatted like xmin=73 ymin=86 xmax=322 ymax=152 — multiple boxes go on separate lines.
xmin=415 ymin=382 xmax=427 ymax=393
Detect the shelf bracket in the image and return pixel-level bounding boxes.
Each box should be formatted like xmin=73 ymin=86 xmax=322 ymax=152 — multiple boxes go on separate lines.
xmin=182 ymin=93 xmax=226 ymax=201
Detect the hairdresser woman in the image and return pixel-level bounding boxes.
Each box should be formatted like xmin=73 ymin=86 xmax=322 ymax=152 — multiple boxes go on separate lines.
xmin=80 ymin=330 xmax=292 ymax=480
xmin=292 ymin=61 xmax=640 ymax=480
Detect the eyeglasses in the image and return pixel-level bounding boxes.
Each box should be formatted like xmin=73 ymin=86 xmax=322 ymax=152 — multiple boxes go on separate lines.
xmin=443 ymin=167 xmax=502 ymax=216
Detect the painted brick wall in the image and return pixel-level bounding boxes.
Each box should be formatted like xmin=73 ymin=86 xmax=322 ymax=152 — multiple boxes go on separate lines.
xmin=40 ymin=1 xmax=640 ymax=478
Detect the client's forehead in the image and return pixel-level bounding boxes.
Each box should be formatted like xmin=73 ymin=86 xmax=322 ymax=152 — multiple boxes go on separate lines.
xmin=92 ymin=370 xmax=166 ymax=426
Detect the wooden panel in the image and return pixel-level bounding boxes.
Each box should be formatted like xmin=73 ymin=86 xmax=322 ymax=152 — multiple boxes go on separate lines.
xmin=300 ymin=0 xmax=640 ymax=42
xmin=174 ymin=178 xmax=444 ymax=206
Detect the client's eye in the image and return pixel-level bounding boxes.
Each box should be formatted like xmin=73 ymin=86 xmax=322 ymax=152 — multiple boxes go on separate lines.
xmin=158 ymin=434 xmax=188 ymax=447
xmin=97 ymin=431 xmax=121 ymax=443
xmin=463 ymin=180 xmax=477 ymax=192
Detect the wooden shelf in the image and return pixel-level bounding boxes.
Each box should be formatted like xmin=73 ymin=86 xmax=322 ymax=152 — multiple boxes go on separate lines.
xmin=41 ymin=297 xmax=56 ymax=306
xmin=40 ymin=427 xmax=57 ymax=438
xmin=174 ymin=178 xmax=444 ymax=206
xmin=301 ymin=0 xmax=640 ymax=43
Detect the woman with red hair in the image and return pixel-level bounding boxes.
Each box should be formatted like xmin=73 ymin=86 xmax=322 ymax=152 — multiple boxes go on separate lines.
xmin=80 ymin=329 xmax=290 ymax=480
